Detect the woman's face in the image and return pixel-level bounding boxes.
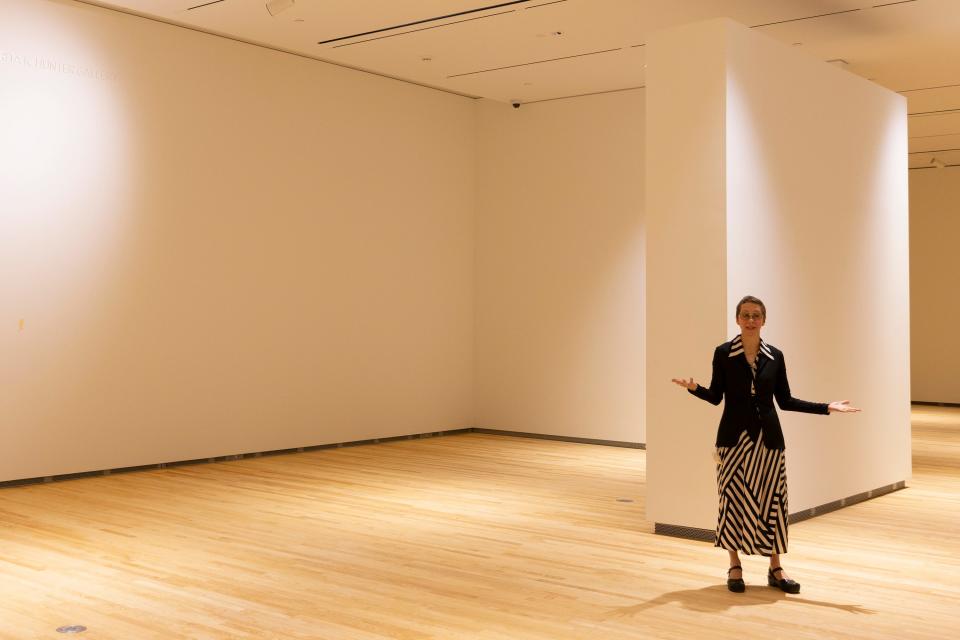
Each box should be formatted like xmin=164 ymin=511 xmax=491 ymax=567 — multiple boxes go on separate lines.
xmin=736 ymin=302 xmax=765 ymax=335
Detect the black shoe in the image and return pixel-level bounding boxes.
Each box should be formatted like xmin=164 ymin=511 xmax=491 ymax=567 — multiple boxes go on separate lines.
xmin=768 ymin=567 xmax=800 ymax=594
xmin=727 ymin=565 xmax=745 ymax=593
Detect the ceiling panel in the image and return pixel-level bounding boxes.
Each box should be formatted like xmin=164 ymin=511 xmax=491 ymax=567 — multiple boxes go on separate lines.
xmin=86 ymin=0 xmax=960 ymax=143
xmin=904 ymin=85 xmax=960 ymax=116
xmin=311 ymin=0 xmax=875 ymax=100
xmin=909 ymin=111 xmax=960 ymax=138
xmin=909 ymin=131 xmax=960 ymax=151
xmin=450 ymin=45 xmax=646 ymax=104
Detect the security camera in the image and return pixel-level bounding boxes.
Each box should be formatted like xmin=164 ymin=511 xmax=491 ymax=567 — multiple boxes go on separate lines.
xmin=511 ymin=100 xmax=521 ymax=109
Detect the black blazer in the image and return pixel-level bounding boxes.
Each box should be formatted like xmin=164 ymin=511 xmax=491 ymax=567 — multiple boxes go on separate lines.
xmin=689 ymin=335 xmax=829 ymax=450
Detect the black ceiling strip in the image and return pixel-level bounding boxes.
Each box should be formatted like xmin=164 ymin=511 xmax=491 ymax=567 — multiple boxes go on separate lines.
xmin=908 ymin=108 xmax=960 ymax=116
xmin=910 ymin=164 xmax=960 ymax=170
xmin=187 ymin=0 xmax=226 ymax=10
xmin=908 ymin=148 xmax=960 ymax=154
xmin=873 ymin=0 xmax=918 ymax=7
xmin=630 ymin=43 xmax=646 ymax=48
xmin=448 ymin=48 xmax=621 ymax=78
xmin=318 ymin=0 xmax=533 ymax=45
xmin=522 ymin=85 xmax=645 ymax=105
xmin=526 ymin=0 xmax=569 ymax=8
xmin=750 ymin=8 xmax=861 ymax=29
xmin=910 ymin=131 xmax=960 ymax=139
xmin=332 ymin=11 xmax=515 ymax=49
xmin=898 ymin=82 xmax=960 ymax=93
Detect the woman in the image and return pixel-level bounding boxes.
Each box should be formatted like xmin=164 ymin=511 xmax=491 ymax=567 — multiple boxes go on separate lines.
xmin=672 ymin=295 xmax=860 ymax=594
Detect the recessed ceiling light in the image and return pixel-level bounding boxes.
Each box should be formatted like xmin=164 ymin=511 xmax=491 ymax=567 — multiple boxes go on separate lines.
xmin=265 ymin=0 xmax=295 ymax=17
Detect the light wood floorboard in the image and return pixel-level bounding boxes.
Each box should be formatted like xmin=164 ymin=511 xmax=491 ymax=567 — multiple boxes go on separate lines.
xmin=1 ymin=407 xmax=957 ymax=639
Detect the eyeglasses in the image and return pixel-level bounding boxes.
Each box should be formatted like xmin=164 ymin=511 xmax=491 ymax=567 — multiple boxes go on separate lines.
xmin=738 ymin=313 xmax=764 ymax=321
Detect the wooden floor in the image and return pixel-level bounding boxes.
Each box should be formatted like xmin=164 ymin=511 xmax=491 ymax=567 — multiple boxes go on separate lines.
xmin=1 ymin=407 xmax=958 ymax=639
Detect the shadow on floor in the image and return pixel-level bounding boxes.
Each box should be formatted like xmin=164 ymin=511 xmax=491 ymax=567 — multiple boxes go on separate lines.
xmin=608 ymin=585 xmax=877 ymax=616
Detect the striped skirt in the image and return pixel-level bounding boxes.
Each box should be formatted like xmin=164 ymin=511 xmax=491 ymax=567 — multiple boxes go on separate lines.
xmin=715 ymin=430 xmax=788 ymax=556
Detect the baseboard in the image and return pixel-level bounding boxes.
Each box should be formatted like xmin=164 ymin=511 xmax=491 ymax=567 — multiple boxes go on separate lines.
xmin=655 ymin=480 xmax=908 ymax=542
xmin=0 ymin=428 xmax=474 ymax=489
xmin=0 ymin=427 xmax=643 ymax=488
xmin=788 ymin=480 xmax=906 ymax=523
xmin=653 ymin=523 xmax=715 ymax=541
xmin=471 ymin=428 xmax=644 ymax=449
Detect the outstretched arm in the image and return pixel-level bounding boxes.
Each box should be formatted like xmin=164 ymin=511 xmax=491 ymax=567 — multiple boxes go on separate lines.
xmin=673 ymin=347 xmax=724 ymax=405
xmin=775 ymin=354 xmax=861 ymax=414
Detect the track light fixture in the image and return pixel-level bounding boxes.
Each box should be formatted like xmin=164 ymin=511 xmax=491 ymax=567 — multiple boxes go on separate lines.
xmin=266 ymin=0 xmax=295 ymax=16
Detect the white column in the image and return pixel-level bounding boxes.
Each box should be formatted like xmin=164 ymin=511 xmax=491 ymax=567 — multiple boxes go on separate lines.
xmin=645 ymin=18 xmax=910 ymax=531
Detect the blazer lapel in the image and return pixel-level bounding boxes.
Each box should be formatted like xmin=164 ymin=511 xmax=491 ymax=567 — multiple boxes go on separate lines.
xmin=756 ymin=338 xmax=775 ymax=376
xmin=728 ymin=335 xmax=744 ymax=358
xmin=728 ymin=334 xmax=752 ymax=376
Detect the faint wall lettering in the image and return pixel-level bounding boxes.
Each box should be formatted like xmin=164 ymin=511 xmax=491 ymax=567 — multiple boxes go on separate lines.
xmin=0 ymin=50 xmax=117 ymax=81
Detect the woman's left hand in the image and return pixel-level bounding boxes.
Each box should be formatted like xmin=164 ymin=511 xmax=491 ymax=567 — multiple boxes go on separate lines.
xmin=828 ymin=400 xmax=861 ymax=413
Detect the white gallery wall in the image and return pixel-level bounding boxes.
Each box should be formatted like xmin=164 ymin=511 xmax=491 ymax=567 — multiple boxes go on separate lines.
xmin=646 ymin=19 xmax=911 ymax=529
xmin=0 ymin=0 xmax=476 ymax=482
xmin=475 ymin=93 xmax=646 ymax=444
xmin=909 ymin=167 xmax=960 ymax=404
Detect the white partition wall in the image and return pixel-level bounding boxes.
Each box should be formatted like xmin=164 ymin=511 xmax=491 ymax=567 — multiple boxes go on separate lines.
xmin=645 ymin=21 xmax=730 ymax=528
xmin=646 ymin=19 xmax=911 ymax=530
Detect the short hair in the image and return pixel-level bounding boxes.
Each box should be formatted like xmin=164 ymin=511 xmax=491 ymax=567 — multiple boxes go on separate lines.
xmin=736 ymin=295 xmax=766 ymax=320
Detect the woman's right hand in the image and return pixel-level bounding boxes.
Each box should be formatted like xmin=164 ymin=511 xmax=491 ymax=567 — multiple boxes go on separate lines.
xmin=671 ymin=377 xmax=697 ymax=391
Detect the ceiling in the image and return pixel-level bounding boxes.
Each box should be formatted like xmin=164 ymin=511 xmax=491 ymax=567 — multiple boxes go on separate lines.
xmin=86 ymin=0 xmax=960 ymax=169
